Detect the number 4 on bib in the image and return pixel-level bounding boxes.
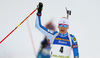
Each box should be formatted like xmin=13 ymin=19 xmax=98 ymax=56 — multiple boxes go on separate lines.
xmin=59 ymin=47 xmax=63 ymax=53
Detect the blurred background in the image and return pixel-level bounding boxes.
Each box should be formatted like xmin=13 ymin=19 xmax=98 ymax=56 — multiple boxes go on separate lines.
xmin=0 ymin=0 xmax=100 ymax=58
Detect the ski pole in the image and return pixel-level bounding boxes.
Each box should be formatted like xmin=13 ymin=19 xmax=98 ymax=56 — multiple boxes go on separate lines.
xmin=0 ymin=8 xmax=37 ymax=44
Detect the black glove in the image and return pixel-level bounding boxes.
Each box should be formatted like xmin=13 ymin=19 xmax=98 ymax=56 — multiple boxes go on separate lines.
xmin=37 ymin=2 xmax=43 ymax=13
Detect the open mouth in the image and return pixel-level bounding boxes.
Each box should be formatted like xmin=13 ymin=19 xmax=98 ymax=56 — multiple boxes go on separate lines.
xmin=61 ymin=30 xmax=65 ymax=32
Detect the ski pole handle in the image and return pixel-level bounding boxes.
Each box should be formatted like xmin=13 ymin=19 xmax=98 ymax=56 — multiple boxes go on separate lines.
xmin=65 ymin=7 xmax=71 ymax=19
xmin=0 ymin=8 xmax=37 ymax=44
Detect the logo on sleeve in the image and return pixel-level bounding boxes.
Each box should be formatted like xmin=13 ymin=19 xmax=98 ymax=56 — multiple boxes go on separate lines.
xmin=73 ymin=37 xmax=76 ymax=41
xmin=48 ymin=29 xmax=54 ymax=33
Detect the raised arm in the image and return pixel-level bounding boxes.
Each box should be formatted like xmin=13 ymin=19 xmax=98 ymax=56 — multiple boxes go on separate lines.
xmin=35 ymin=2 xmax=56 ymax=43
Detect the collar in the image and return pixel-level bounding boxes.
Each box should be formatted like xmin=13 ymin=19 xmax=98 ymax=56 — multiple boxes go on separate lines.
xmin=59 ymin=32 xmax=68 ymax=37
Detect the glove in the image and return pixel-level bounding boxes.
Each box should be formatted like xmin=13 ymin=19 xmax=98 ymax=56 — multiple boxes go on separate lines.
xmin=75 ymin=56 xmax=79 ymax=58
xmin=37 ymin=2 xmax=43 ymax=13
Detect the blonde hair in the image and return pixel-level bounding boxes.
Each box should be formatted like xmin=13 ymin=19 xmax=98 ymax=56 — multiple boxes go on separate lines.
xmin=62 ymin=17 xmax=68 ymax=19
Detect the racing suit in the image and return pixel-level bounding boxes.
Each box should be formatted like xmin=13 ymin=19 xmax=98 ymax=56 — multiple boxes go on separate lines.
xmin=35 ymin=13 xmax=79 ymax=58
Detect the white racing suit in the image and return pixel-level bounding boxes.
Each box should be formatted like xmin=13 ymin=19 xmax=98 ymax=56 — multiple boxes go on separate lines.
xmin=35 ymin=13 xmax=79 ymax=58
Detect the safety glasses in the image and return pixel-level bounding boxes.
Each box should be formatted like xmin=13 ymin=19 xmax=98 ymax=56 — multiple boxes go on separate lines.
xmin=59 ymin=24 xmax=68 ymax=28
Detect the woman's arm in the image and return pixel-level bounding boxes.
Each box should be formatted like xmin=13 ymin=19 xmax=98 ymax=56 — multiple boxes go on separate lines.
xmin=70 ymin=34 xmax=79 ymax=58
xmin=35 ymin=13 xmax=56 ymax=43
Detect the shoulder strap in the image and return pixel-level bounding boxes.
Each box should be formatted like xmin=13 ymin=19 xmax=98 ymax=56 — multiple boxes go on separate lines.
xmin=50 ymin=33 xmax=59 ymax=47
xmin=68 ymin=33 xmax=72 ymax=48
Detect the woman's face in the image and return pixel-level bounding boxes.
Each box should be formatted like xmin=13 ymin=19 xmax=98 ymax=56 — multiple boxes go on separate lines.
xmin=58 ymin=25 xmax=69 ymax=34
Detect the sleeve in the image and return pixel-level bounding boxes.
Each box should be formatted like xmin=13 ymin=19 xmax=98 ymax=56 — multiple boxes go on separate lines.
xmin=35 ymin=13 xmax=56 ymax=43
xmin=70 ymin=34 xmax=79 ymax=58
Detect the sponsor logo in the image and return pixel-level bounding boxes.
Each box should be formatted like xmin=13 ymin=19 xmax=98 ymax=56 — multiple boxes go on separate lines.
xmin=48 ymin=29 xmax=54 ymax=33
xmin=73 ymin=37 xmax=76 ymax=41
xmin=55 ymin=38 xmax=69 ymax=42
xmin=63 ymin=21 xmax=65 ymax=23
xmin=52 ymin=55 xmax=69 ymax=58
xmin=59 ymin=41 xmax=67 ymax=44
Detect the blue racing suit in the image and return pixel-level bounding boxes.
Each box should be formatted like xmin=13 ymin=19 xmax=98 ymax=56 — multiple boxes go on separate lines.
xmin=35 ymin=13 xmax=79 ymax=58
